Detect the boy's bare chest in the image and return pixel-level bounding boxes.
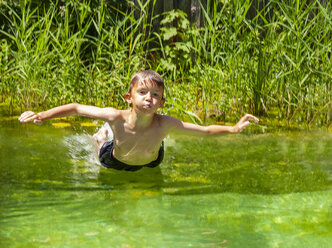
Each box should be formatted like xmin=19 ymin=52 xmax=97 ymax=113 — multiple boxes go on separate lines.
xmin=112 ymin=124 xmax=165 ymax=157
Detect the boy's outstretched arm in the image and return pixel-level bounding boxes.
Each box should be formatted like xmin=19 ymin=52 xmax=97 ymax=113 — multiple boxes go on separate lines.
xmin=19 ymin=103 xmax=119 ymax=124
xmin=167 ymin=114 xmax=259 ymax=137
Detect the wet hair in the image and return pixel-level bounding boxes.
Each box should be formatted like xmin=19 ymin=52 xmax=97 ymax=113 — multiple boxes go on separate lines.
xmin=127 ymin=70 xmax=165 ymax=98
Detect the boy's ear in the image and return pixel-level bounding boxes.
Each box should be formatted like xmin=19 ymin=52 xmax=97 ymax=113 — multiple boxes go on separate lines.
xmin=160 ymin=98 xmax=165 ymax=107
xmin=125 ymin=93 xmax=132 ymax=104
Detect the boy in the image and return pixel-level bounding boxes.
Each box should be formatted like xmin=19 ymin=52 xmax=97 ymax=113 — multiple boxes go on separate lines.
xmin=19 ymin=70 xmax=259 ymax=171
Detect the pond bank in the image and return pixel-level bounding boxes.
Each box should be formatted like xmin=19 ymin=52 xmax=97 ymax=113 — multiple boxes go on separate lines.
xmin=2 ymin=102 xmax=331 ymax=133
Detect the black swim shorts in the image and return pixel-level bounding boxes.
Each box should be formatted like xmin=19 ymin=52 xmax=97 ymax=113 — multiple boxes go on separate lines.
xmin=99 ymin=141 xmax=164 ymax=171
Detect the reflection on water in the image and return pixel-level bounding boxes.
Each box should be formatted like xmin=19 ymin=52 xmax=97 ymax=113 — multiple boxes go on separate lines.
xmin=0 ymin=119 xmax=331 ymax=248
xmin=163 ymin=133 xmax=331 ymax=195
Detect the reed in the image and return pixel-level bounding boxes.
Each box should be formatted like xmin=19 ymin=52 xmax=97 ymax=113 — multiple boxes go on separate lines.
xmin=0 ymin=0 xmax=331 ymax=127
xmin=163 ymin=0 xmax=331 ymax=126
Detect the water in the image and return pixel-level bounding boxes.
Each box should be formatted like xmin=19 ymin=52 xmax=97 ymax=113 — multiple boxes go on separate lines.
xmin=0 ymin=118 xmax=331 ymax=248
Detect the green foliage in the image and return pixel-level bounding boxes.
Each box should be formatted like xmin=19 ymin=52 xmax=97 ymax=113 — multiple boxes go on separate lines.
xmin=0 ymin=0 xmax=331 ymax=127
xmin=157 ymin=9 xmax=192 ymax=78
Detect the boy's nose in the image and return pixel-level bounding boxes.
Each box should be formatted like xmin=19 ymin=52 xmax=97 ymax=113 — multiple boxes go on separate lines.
xmin=145 ymin=92 xmax=152 ymax=100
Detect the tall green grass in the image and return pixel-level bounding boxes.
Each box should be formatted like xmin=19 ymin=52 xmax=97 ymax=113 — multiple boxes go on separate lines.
xmin=0 ymin=0 xmax=331 ymax=127
xmin=158 ymin=0 xmax=331 ymax=126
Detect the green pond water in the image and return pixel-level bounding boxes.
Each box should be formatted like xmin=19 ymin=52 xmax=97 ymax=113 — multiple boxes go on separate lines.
xmin=0 ymin=118 xmax=331 ymax=248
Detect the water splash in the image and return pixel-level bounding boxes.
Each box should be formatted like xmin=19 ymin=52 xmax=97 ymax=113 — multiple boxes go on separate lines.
xmin=63 ymin=132 xmax=100 ymax=173
xmin=62 ymin=122 xmax=114 ymax=174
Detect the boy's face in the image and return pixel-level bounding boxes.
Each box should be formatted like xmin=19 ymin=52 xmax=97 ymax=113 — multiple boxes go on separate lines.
xmin=125 ymin=81 xmax=165 ymax=114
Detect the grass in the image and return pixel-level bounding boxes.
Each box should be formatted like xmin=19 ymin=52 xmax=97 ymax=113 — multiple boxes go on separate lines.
xmin=0 ymin=0 xmax=331 ymax=127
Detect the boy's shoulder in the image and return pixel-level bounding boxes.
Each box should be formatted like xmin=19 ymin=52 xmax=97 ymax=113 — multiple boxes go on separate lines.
xmin=101 ymin=107 xmax=128 ymax=123
xmin=155 ymin=114 xmax=182 ymax=129
xmin=155 ymin=113 xmax=175 ymax=122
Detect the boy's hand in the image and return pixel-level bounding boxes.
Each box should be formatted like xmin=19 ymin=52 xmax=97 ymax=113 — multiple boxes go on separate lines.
xmin=18 ymin=111 xmax=43 ymax=124
xmin=233 ymin=114 xmax=259 ymax=133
